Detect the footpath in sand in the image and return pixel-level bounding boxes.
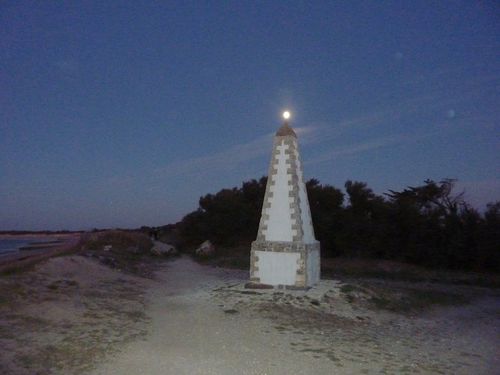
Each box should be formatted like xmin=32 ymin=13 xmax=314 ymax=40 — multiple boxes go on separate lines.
xmin=1 ymin=254 xmax=499 ymax=374
xmin=92 ymin=257 xmax=335 ymax=375
xmin=92 ymin=257 xmax=499 ymax=375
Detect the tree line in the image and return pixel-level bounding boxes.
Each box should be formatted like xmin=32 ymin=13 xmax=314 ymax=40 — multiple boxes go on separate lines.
xmin=173 ymin=177 xmax=499 ymax=273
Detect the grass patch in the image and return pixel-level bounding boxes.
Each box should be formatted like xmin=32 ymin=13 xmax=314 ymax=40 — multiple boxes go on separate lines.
xmin=322 ymin=257 xmax=500 ymax=288
xmin=339 ymin=280 xmax=471 ymax=313
xmin=79 ymin=230 xmax=161 ymax=277
xmin=368 ymin=288 xmax=470 ymax=313
xmin=1 ymin=263 xmax=37 ymax=276
xmin=80 ymin=230 xmax=153 ymax=254
xmin=340 ymin=284 xmax=362 ymax=294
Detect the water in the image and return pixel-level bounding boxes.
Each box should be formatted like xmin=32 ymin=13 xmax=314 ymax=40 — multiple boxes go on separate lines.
xmin=0 ymin=238 xmax=52 ymax=256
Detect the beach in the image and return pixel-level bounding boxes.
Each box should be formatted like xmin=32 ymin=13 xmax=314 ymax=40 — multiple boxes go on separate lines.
xmin=0 ymin=233 xmax=80 ymax=273
xmin=1 ymin=253 xmax=499 ymax=374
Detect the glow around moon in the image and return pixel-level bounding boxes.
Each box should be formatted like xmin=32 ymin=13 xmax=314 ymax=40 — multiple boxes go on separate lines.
xmin=283 ymin=111 xmax=291 ymax=120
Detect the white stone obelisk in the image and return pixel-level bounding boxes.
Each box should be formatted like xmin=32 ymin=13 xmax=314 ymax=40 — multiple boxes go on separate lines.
xmin=249 ymin=111 xmax=320 ymax=288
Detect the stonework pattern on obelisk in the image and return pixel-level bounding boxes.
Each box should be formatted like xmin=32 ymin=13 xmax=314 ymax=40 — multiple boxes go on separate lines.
xmin=250 ymin=119 xmax=321 ymax=288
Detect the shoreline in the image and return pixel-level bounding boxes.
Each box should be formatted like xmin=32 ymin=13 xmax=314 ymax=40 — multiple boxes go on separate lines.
xmin=18 ymin=241 xmax=65 ymax=251
xmin=0 ymin=234 xmax=81 ymax=274
xmin=0 ymin=233 xmax=80 ymax=240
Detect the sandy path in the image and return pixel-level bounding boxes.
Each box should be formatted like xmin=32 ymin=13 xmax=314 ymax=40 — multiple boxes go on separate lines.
xmin=91 ymin=257 xmax=499 ymax=375
xmin=1 ymin=253 xmax=497 ymax=374
xmin=91 ymin=257 xmax=335 ymax=375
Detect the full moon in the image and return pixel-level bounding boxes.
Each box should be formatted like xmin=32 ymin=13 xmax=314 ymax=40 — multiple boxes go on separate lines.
xmin=283 ymin=111 xmax=291 ymax=120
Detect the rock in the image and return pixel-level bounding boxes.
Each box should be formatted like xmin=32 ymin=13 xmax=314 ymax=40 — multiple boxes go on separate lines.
xmin=150 ymin=242 xmax=178 ymax=256
xmin=195 ymin=240 xmax=215 ymax=257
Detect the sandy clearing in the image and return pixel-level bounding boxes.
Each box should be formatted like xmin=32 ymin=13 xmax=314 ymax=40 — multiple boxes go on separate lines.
xmin=1 ymin=254 xmax=498 ymax=374
xmin=91 ymin=257 xmax=336 ymax=375
xmin=91 ymin=257 xmax=500 ymax=375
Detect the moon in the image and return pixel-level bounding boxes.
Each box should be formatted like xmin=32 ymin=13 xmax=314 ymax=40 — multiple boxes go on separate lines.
xmin=283 ymin=111 xmax=291 ymax=120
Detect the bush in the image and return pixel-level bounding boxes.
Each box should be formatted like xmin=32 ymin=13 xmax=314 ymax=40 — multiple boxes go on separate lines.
xmin=175 ymin=177 xmax=500 ymax=273
xmin=80 ymin=230 xmax=153 ymax=254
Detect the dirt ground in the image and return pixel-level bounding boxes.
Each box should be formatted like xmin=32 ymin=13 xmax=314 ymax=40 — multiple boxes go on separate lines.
xmin=0 ymin=255 xmax=154 ymax=374
xmin=1 ymin=255 xmax=499 ymax=374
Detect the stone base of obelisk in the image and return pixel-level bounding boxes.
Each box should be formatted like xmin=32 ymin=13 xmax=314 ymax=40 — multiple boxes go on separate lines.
xmin=249 ymin=240 xmax=320 ymax=289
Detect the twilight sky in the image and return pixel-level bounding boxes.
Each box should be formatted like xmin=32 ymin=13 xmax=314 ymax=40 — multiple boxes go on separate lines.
xmin=1 ymin=1 xmax=499 ymax=230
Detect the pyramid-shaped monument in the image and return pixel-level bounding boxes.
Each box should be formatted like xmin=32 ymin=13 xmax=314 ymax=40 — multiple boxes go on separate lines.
xmin=250 ymin=113 xmax=320 ymax=288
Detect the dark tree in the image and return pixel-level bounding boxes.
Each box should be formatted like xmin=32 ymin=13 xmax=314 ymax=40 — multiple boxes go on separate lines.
xmin=385 ymin=179 xmax=486 ymax=270
xmin=173 ymin=176 xmax=499 ymax=273
xmin=476 ymin=202 xmax=500 ymax=272
xmin=178 ymin=177 xmax=267 ymax=247
xmin=343 ymin=180 xmax=392 ymax=258
xmin=306 ymin=179 xmax=344 ymax=257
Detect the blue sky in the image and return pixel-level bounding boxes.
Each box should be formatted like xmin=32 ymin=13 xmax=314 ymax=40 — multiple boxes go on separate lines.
xmin=1 ymin=1 xmax=499 ymax=230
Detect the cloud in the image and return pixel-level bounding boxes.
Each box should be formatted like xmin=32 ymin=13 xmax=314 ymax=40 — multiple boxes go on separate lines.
xmin=152 ymin=126 xmax=323 ymax=179
xmin=300 ymin=93 xmax=463 ymax=146
xmin=154 ymin=133 xmax=272 ymax=178
xmin=151 ymin=92 xmax=451 ymax=180
xmin=109 ymin=89 xmax=474 ymax=190
xmin=304 ymin=133 xmax=419 ymax=165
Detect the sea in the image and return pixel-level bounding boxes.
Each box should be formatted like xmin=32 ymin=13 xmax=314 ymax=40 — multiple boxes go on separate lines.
xmin=0 ymin=237 xmax=52 ymax=257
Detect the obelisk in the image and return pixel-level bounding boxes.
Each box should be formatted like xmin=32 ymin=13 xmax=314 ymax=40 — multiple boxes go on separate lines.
xmin=249 ymin=111 xmax=320 ymax=288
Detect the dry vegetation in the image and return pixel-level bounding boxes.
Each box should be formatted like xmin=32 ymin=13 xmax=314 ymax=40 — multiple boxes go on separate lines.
xmin=0 ymin=256 xmax=153 ymax=374
xmin=78 ymin=230 xmax=157 ymax=278
xmin=79 ymin=230 xmax=153 ymax=254
xmin=0 ymin=230 xmax=168 ymax=374
xmin=192 ymin=243 xmax=500 ymax=289
xmin=321 ymin=257 xmax=500 ymax=288
xmin=1 ymin=230 xmax=498 ymax=374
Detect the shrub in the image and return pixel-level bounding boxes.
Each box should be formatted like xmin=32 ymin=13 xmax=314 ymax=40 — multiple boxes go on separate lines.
xmin=80 ymin=230 xmax=153 ymax=254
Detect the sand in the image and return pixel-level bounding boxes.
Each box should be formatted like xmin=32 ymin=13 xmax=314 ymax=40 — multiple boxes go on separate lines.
xmin=0 ymin=255 xmax=154 ymax=374
xmin=92 ymin=257 xmax=499 ymax=375
xmin=91 ymin=258 xmax=339 ymax=375
xmin=0 ymin=233 xmax=80 ymax=273
xmin=1 ymin=255 xmax=499 ymax=374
